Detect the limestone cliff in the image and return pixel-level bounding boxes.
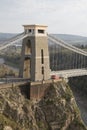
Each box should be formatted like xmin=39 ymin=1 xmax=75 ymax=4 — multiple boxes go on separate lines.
xmin=0 ymin=81 xmax=86 ymax=130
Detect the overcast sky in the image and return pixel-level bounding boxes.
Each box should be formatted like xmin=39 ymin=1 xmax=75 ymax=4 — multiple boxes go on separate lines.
xmin=0 ymin=0 xmax=87 ymax=36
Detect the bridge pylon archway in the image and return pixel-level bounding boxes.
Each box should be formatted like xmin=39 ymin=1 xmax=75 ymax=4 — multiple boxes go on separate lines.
xmin=19 ymin=25 xmax=50 ymax=81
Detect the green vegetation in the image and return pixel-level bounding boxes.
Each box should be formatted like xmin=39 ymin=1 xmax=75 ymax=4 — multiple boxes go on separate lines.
xmin=0 ymin=114 xmax=21 ymax=130
xmin=37 ymin=121 xmax=44 ymax=128
xmin=0 ymin=64 xmax=16 ymax=77
xmin=62 ymin=83 xmax=73 ymax=102
xmin=45 ymin=99 xmax=54 ymax=105
xmin=1 ymin=54 xmax=20 ymax=68
xmin=0 ymin=45 xmax=21 ymax=68
xmin=66 ymin=118 xmax=87 ymax=130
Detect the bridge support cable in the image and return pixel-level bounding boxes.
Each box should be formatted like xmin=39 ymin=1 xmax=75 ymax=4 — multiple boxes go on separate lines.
xmin=51 ymin=43 xmax=54 ymax=70
xmin=60 ymin=47 xmax=62 ymax=70
xmin=81 ymin=55 xmax=85 ymax=68
xmin=86 ymin=57 xmax=87 ymax=68
xmin=79 ymin=54 xmax=81 ymax=68
xmin=54 ymin=44 xmax=56 ymax=70
xmin=55 ymin=45 xmax=57 ymax=70
xmin=48 ymin=35 xmax=87 ymax=71
xmin=48 ymin=34 xmax=87 ymax=56
xmin=82 ymin=55 xmax=84 ymax=68
xmin=82 ymin=55 xmax=85 ymax=68
xmin=79 ymin=55 xmax=81 ymax=68
xmin=72 ymin=52 xmax=74 ymax=69
xmin=65 ymin=50 xmax=68 ymax=69
xmin=68 ymin=51 xmax=71 ymax=69
xmin=75 ymin=53 xmax=77 ymax=69
xmin=0 ymin=34 xmax=29 ymax=51
xmin=49 ymin=43 xmax=54 ymax=70
xmin=0 ymin=32 xmax=24 ymax=46
xmin=81 ymin=55 xmax=83 ymax=68
xmin=53 ymin=44 xmax=55 ymax=70
xmin=85 ymin=56 xmax=87 ymax=68
xmin=57 ymin=46 xmax=60 ymax=70
xmin=78 ymin=54 xmax=80 ymax=68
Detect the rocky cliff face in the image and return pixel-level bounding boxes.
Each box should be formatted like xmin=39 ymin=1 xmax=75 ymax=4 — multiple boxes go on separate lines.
xmin=0 ymin=81 xmax=86 ymax=130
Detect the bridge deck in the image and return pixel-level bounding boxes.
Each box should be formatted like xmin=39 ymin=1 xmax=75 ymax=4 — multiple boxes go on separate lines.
xmin=0 ymin=78 xmax=30 ymax=84
xmin=51 ymin=68 xmax=87 ymax=78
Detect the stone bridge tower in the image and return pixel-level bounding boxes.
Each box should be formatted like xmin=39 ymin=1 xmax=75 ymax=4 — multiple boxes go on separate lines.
xmin=19 ymin=25 xmax=50 ymax=81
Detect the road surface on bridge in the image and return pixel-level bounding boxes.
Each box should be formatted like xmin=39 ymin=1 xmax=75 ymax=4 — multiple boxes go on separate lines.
xmin=51 ymin=68 xmax=87 ymax=78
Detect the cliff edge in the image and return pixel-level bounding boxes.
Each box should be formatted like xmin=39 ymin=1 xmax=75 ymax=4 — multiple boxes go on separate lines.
xmin=0 ymin=81 xmax=86 ymax=130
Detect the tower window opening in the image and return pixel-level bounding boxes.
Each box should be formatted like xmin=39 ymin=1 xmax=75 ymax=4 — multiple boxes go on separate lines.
xmin=28 ymin=29 xmax=32 ymax=33
xmin=42 ymin=66 xmax=44 ymax=74
xmin=38 ymin=29 xmax=44 ymax=34
xmin=41 ymin=49 xmax=44 ymax=64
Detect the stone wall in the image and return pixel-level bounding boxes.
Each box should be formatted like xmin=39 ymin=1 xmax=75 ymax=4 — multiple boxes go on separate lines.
xmin=30 ymin=83 xmax=50 ymax=100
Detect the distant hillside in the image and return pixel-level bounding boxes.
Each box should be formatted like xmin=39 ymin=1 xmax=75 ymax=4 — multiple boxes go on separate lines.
xmin=0 ymin=33 xmax=87 ymax=45
xmin=52 ymin=34 xmax=87 ymax=45
xmin=0 ymin=33 xmax=17 ymax=43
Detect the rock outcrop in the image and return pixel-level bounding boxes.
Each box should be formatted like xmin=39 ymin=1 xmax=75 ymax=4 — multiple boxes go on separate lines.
xmin=0 ymin=81 xmax=86 ymax=130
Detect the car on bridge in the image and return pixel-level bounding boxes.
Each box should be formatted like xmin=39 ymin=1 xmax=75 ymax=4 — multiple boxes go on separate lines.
xmin=51 ymin=75 xmax=60 ymax=80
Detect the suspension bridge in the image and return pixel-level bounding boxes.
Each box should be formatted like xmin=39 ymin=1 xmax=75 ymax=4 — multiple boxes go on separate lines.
xmin=0 ymin=24 xmax=87 ymax=83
